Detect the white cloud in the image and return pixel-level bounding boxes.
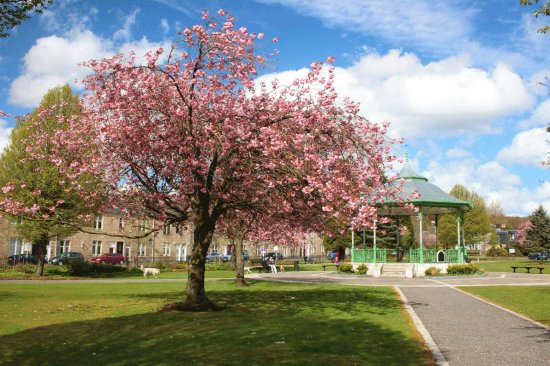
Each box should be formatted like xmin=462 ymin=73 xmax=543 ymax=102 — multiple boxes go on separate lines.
xmin=497 ymin=127 xmax=549 ymax=165
xmin=341 ymin=51 xmax=532 ymax=137
xmin=257 ymin=0 xmax=475 ymax=55
xmin=8 ymin=27 xmax=170 ymax=108
xmin=8 ymin=29 xmax=113 ymax=108
xmin=518 ymin=99 xmax=550 ymax=128
xmin=259 ymin=49 xmax=533 ymax=138
xmin=0 ymin=118 xmax=12 ymax=153
xmin=114 ymin=9 xmax=140 ymax=41
xmin=160 ymin=19 xmax=170 ymax=34
xmin=446 ymin=148 xmax=471 ymax=159
xmin=422 ymin=158 xmax=549 ymax=216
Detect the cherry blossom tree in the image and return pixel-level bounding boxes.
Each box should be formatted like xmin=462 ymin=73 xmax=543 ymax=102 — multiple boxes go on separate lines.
xmin=1 ymin=10 xmax=401 ymax=310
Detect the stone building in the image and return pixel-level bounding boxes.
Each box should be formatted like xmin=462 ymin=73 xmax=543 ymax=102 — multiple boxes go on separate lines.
xmin=0 ymin=212 xmax=325 ymax=263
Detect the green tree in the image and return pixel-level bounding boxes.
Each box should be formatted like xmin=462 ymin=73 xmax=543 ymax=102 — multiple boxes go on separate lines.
xmin=437 ymin=185 xmax=493 ymax=248
xmin=521 ymin=0 xmax=550 ymax=33
xmin=0 ymin=85 xmax=103 ymax=275
xmin=524 ymin=205 xmax=550 ymax=253
xmin=0 ymin=0 xmax=52 ymax=37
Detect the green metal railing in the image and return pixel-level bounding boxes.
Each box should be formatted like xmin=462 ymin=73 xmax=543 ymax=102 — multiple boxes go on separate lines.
xmin=352 ymin=248 xmax=387 ymax=263
xmin=409 ymin=249 xmax=459 ymax=263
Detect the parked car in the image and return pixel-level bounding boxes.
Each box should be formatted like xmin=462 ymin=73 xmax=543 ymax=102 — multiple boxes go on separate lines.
xmin=265 ymin=252 xmax=283 ymax=261
xmin=528 ymin=252 xmax=549 ymax=261
xmin=222 ymin=251 xmax=251 ymax=262
xmin=7 ymin=254 xmax=38 ymax=265
xmin=49 ymin=252 xmax=84 ymax=266
xmin=91 ymin=253 xmax=125 ymax=265
xmin=206 ymin=252 xmax=221 ymax=262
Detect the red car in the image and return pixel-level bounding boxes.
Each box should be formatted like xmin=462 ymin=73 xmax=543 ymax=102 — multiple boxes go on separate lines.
xmin=92 ymin=253 xmax=125 ymax=265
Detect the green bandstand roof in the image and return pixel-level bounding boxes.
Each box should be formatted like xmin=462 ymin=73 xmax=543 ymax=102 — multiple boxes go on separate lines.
xmin=378 ymin=162 xmax=473 ymax=216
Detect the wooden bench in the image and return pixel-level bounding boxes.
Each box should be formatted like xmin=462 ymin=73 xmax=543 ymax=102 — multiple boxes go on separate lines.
xmin=511 ymin=266 xmax=545 ymax=274
xmin=250 ymin=259 xmax=271 ymax=273
xmin=321 ymin=264 xmax=340 ymax=272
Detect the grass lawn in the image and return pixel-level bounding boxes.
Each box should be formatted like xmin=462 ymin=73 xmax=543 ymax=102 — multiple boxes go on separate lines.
xmin=0 ymin=266 xmax=239 ymax=280
xmin=460 ymin=286 xmax=550 ymax=326
xmin=0 ymin=281 xmax=432 ymax=366
xmin=476 ymin=259 xmax=550 ymax=273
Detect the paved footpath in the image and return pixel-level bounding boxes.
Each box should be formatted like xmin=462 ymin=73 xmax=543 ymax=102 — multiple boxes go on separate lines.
xmin=400 ymin=284 xmax=549 ymax=366
xmin=252 ymin=272 xmax=550 ymax=366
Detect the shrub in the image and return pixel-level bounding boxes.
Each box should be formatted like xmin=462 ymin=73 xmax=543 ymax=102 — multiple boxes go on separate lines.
xmin=45 ymin=265 xmax=65 ymax=275
xmin=446 ymin=263 xmax=480 ymax=275
xmin=151 ymin=261 xmax=168 ymax=270
xmin=67 ymin=261 xmax=126 ymax=276
xmin=66 ymin=260 xmax=90 ymax=276
xmin=486 ymin=247 xmax=508 ymax=257
xmin=169 ymin=262 xmax=188 ymax=271
xmin=339 ymin=263 xmax=353 ymax=273
xmin=425 ymin=266 xmax=441 ymax=276
xmin=1 ymin=263 xmax=37 ymax=274
xmin=355 ymin=264 xmax=368 ymax=275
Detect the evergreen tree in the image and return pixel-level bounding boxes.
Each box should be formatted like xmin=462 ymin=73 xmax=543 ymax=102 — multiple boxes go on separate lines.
xmin=524 ymin=205 xmax=550 ymax=253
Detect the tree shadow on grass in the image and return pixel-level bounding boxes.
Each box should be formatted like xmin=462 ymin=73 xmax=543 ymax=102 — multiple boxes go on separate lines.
xmin=0 ymin=285 xmax=433 ymax=366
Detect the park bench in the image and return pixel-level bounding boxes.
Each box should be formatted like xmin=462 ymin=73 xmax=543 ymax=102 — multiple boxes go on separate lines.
xmin=510 ymin=266 xmax=545 ymax=274
xmin=250 ymin=259 xmax=272 ymax=273
xmin=321 ymin=264 xmax=340 ymax=272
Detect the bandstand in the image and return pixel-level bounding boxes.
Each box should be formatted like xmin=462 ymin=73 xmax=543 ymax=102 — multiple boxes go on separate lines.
xmin=352 ymin=161 xmax=473 ymax=277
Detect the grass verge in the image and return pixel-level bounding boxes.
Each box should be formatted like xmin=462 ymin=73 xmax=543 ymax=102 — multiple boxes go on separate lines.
xmin=476 ymin=260 xmax=549 ymax=273
xmin=0 ymin=281 xmax=432 ymax=366
xmin=460 ymin=286 xmax=550 ymax=326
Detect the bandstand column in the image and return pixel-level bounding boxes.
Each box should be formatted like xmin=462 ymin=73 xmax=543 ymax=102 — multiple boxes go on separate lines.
xmin=419 ymin=211 xmax=424 ymax=264
xmin=373 ymin=222 xmax=377 ymax=264
xmin=456 ymin=212 xmax=462 ymax=264
xmin=351 ymin=228 xmax=355 ymax=263
xmin=461 ymin=212 xmax=466 ymax=262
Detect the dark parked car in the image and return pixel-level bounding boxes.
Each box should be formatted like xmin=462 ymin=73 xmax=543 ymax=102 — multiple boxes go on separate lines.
xmin=265 ymin=252 xmax=283 ymax=261
xmin=92 ymin=253 xmax=125 ymax=265
xmin=528 ymin=252 xmax=549 ymax=261
xmin=8 ymin=254 xmax=38 ymax=265
xmin=49 ymin=252 xmax=84 ymax=266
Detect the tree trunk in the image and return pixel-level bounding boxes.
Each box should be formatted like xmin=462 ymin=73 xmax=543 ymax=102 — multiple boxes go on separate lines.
xmin=164 ymin=214 xmax=220 ymax=312
xmin=234 ymin=237 xmax=247 ymax=287
xmin=35 ymin=238 xmax=48 ymax=276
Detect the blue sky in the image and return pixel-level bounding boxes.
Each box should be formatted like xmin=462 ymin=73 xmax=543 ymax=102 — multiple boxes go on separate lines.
xmin=0 ymin=0 xmax=548 ymax=216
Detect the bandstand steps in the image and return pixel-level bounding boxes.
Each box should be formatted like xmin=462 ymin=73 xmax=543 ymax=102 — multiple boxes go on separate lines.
xmin=380 ymin=263 xmax=413 ymax=277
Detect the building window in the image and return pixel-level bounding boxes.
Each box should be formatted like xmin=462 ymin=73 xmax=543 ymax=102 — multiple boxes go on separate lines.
xmin=93 ymin=216 xmax=103 ymax=230
xmin=138 ymin=243 xmax=146 ymax=257
xmin=92 ymin=240 xmax=102 ymax=256
xmin=162 ymin=242 xmax=171 ymax=256
xmin=139 ymin=219 xmax=147 ymax=233
xmin=59 ymin=240 xmax=70 ymax=254
xmin=118 ymin=218 xmax=124 ymax=230
xmin=163 ymin=225 xmax=171 ymax=235
xmin=8 ymin=238 xmax=22 ymax=256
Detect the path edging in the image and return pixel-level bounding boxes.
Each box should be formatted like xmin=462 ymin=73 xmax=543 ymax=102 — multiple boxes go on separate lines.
xmin=394 ymin=286 xmax=449 ymax=366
